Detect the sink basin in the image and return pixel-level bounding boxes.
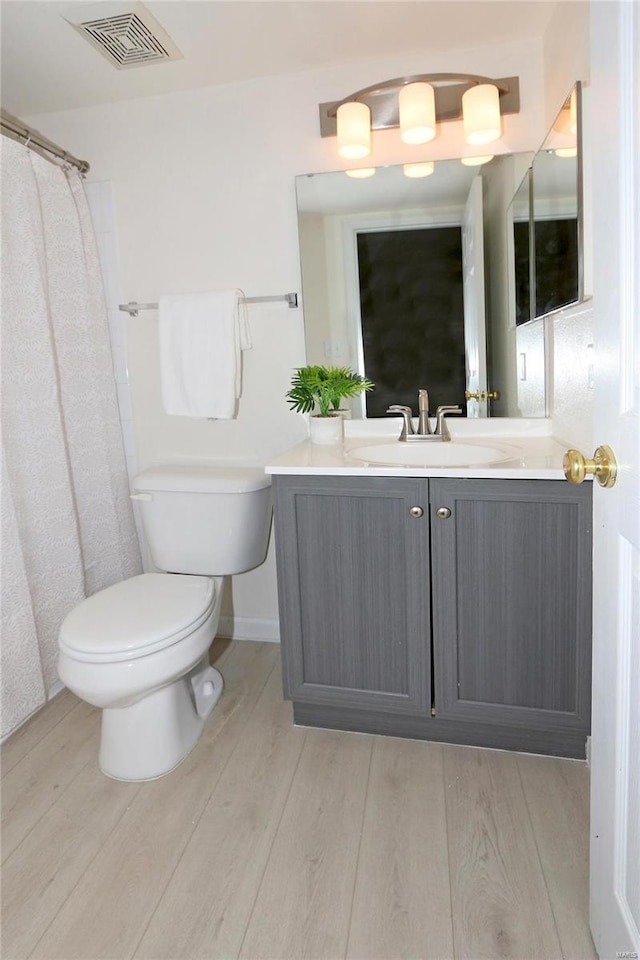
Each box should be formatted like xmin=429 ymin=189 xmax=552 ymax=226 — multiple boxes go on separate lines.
xmin=347 ymin=441 xmax=516 ymax=467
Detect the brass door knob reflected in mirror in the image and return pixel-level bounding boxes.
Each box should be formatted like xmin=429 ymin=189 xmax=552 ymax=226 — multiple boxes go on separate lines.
xmin=464 ymin=389 xmax=500 ymax=402
xmin=563 ymin=445 xmax=618 ymax=488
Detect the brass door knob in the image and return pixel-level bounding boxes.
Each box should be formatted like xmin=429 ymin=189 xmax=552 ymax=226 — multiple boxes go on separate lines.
xmin=464 ymin=389 xmax=500 ymax=402
xmin=563 ymin=445 xmax=618 ymax=488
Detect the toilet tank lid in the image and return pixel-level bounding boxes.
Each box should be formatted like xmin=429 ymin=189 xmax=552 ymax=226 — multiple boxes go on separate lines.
xmin=132 ymin=464 xmax=271 ymax=494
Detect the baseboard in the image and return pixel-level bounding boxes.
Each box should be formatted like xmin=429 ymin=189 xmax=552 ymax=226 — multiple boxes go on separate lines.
xmin=217 ymin=615 xmax=280 ymax=643
xmin=48 ymin=679 xmax=65 ymax=699
xmin=1 ymin=679 xmax=67 ymax=743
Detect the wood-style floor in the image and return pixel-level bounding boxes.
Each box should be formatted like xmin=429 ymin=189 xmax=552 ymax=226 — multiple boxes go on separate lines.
xmin=1 ymin=639 xmax=596 ymax=960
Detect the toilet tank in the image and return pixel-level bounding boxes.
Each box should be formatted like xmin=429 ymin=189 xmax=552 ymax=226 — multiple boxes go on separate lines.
xmin=131 ymin=465 xmax=272 ymax=576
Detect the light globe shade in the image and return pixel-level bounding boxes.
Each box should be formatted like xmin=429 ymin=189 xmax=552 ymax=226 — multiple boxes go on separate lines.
xmin=345 ymin=167 xmax=376 ymax=178
xmin=462 ymin=83 xmax=502 ymax=145
xmin=460 ymin=155 xmax=494 ymax=166
xmin=403 ymin=161 xmax=434 ymax=178
xmin=399 ymin=82 xmax=436 ymax=144
xmin=555 ymin=147 xmax=578 ymax=158
xmin=337 ymin=101 xmax=371 ymax=159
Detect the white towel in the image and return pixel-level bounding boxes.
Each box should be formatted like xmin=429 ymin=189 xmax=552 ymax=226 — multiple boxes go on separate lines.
xmin=159 ymin=290 xmax=252 ymax=418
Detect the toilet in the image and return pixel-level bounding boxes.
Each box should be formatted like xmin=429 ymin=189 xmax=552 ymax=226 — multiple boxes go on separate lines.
xmin=58 ymin=464 xmax=272 ymax=782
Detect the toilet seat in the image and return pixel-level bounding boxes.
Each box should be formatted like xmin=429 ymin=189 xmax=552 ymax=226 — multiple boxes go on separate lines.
xmin=59 ymin=573 xmax=217 ymax=664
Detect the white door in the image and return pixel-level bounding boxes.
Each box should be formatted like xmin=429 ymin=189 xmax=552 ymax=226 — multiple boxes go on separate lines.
xmin=588 ymin=3 xmax=640 ymax=957
xmin=461 ymin=177 xmax=488 ymax=417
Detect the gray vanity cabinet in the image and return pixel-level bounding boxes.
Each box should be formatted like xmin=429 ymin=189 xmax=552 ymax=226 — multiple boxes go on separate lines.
xmin=429 ymin=479 xmax=593 ymax=738
xmin=272 ymin=475 xmax=431 ymax=715
xmin=272 ymin=474 xmax=592 ymax=757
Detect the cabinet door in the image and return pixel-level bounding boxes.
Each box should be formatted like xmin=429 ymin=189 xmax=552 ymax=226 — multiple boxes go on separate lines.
xmin=273 ymin=476 xmax=430 ymax=715
xmin=430 ymin=479 xmax=592 ymax=735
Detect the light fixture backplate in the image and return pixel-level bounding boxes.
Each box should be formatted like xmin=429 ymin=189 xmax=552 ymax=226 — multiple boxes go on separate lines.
xmin=319 ymin=76 xmax=520 ymax=138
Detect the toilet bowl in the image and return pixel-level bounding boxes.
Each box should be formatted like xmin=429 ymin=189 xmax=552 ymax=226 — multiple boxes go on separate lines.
xmin=58 ymin=465 xmax=272 ymax=781
xmin=59 ymin=573 xmax=224 ymax=780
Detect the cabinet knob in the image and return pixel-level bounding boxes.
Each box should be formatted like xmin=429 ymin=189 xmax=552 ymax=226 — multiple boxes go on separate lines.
xmin=409 ymin=506 xmax=424 ymax=518
xmin=436 ymin=507 xmax=452 ymax=519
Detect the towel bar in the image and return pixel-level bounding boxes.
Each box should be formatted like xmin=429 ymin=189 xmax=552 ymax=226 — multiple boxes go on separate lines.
xmin=119 ymin=292 xmax=298 ymax=317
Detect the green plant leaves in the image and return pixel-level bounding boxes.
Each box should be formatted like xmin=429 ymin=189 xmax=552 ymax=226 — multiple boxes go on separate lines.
xmin=286 ymin=366 xmax=374 ymax=417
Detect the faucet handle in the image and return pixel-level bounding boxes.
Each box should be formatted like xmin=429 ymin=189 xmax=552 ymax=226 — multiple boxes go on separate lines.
xmin=386 ymin=404 xmax=415 ymax=440
xmin=434 ymin=405 xmax=462 ymax=439
xmin=435 ymin=405 xmax=462 ymax=416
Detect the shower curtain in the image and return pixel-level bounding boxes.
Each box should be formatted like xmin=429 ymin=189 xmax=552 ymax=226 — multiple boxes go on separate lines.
xmin=1 ymin=137 xmax=142 ymax=738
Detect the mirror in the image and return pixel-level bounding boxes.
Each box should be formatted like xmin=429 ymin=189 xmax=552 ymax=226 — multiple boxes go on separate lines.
xmin=296 ymin=152 xmax=533 ymax=418
xmin=532 ymin=84 xmax=581 ymax=318
xmin=511 ymin=84 xmax=582 ymax=326
xmin=296 ymin=83 xmax=584 ymax=420
xmin=502 ymin=83 xmax=583 ymax=419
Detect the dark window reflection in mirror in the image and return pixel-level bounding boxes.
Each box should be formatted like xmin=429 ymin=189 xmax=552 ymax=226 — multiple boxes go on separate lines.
xmin=509 ymin=170 xmax=532 ymax=326
xmin=357 ymin=227 xmax=466 ymax=417
xmin=534 ymin=216 xmax=578 ymax=316
xmin=513 ymin=222 xmax=531 ymax=324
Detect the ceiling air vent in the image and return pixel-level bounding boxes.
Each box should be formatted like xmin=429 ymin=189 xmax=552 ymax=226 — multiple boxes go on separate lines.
xmin=65 ymin=2 xmax=182 ymax=69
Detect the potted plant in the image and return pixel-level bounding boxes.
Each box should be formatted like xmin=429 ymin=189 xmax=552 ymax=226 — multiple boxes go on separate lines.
xmin=286 ymin=365 xmax=374 ymax=444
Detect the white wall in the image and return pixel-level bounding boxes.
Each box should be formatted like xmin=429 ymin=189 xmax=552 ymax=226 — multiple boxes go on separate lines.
xmin=543 ymin=1 xmax=591 ymax=127
xmin=26 ymin=37 xmax=547 ymax=637
xmin=549 ymin=300 xmax=594 ymax=450
xmin=542 ymin=1 xmax=594 ymax=451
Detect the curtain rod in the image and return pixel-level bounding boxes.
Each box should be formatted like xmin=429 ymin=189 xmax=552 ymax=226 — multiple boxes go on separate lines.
xmin=119 ymin=293 xmax=299 ymax=317
xmin=0 ymin=110 xmax=90 ymax=175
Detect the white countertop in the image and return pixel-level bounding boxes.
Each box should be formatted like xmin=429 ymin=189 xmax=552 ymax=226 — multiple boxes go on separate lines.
xmin=266 ymin=419 xmax=572 ymax=480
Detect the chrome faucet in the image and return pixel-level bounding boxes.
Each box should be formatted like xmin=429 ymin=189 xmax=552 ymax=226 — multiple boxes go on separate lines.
xmin=386 ymin=390 xmax=462 ymax=442
xmin=418 ymin=389 xmax=432 ymax=435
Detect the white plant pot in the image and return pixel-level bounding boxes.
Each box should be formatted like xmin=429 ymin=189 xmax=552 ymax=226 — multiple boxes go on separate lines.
xmin=309 ymin=414 xmax=344 ymax=445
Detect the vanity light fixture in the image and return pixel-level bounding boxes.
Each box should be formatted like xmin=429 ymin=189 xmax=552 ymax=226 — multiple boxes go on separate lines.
xmin=462 ymin=83 xmax=501 ymax=144
xmin=403 ymin=161 xmax=434 ymax=178
xmin=345 ymin=167 xmax=376 ymax=178
xmin=336 ymin=101 xmax=371 ymax=159
xmin=460 ymin=154 xmax=494 ymax=166
xmin=399 ymin=82 xmax=436 ymax=144
xmin=321 ymin=73 xmax=520 ymax=161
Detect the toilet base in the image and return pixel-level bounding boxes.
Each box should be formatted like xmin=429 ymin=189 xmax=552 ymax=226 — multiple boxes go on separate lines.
xmin=98 ymin=659 xmax=224 ymax=781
